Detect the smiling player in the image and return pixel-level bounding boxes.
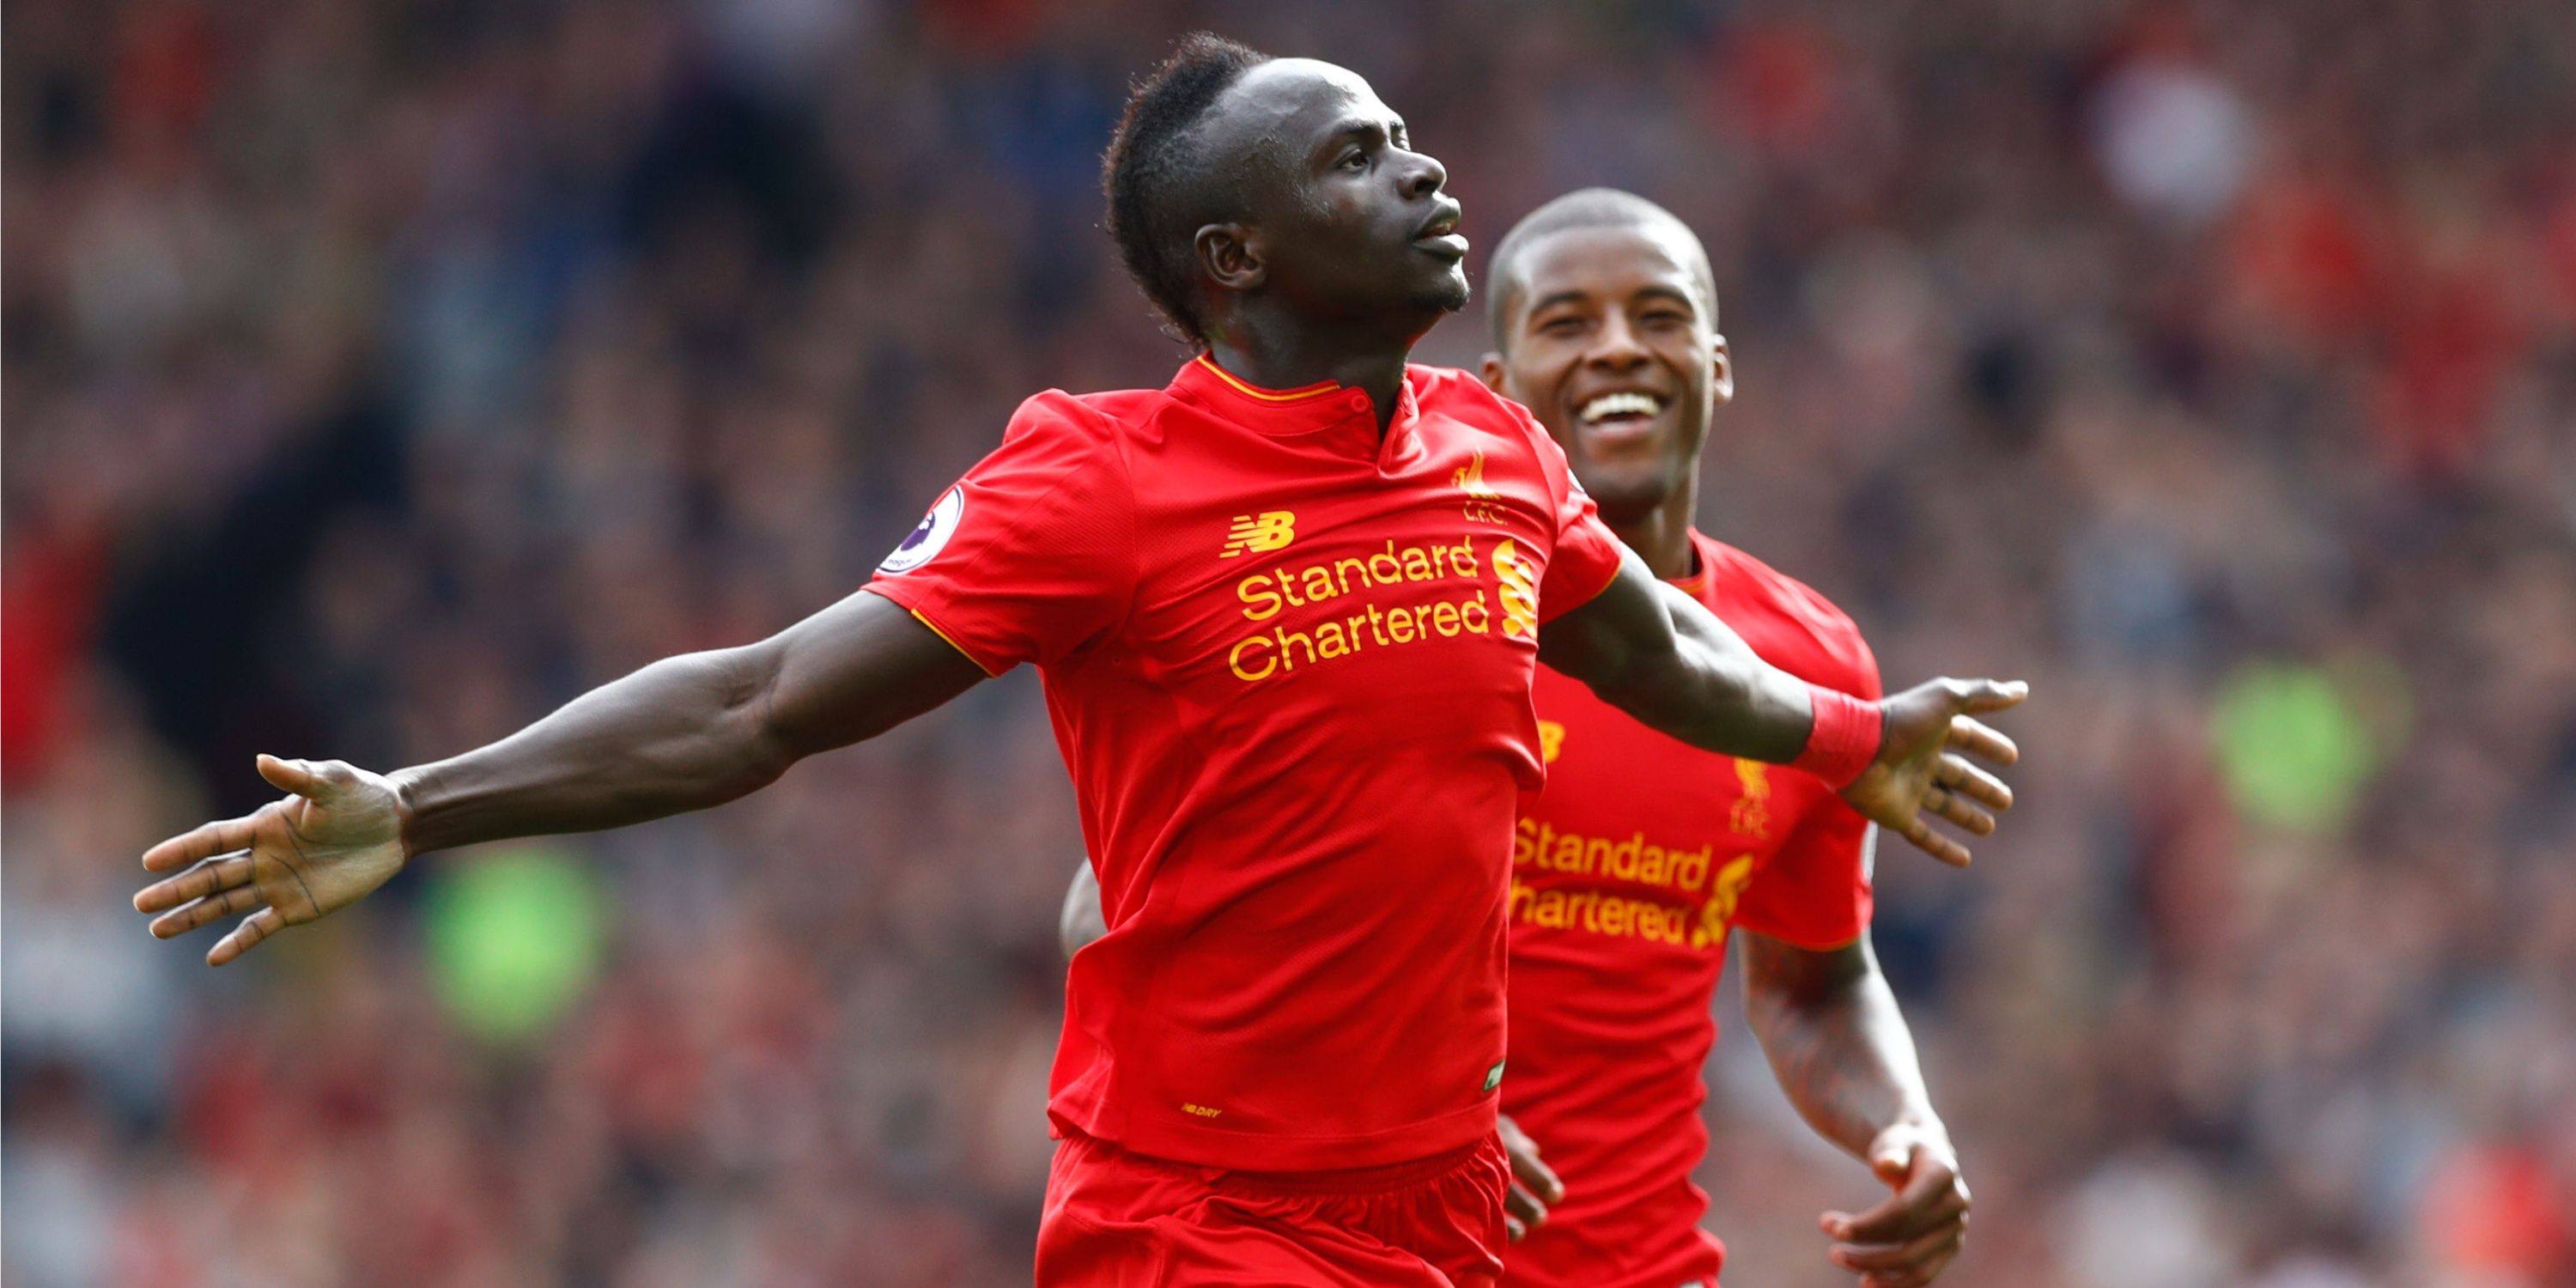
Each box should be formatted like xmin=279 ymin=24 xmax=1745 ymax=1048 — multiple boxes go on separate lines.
xmin=1484 ymin=189 xmax=1972 ymax=1288
xmin=134 ymin=39 xmax=2021 ymax=1286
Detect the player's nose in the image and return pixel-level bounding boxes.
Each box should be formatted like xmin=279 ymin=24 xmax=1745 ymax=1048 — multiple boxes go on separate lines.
xmin=1399 ymin=149 xmax=1447 ymax=201
xmin=1586 ymin=312 xmax=1650 ymax=368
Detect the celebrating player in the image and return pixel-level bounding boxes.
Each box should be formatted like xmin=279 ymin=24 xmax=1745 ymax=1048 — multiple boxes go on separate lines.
xmin=133 ymin=37 xmax=2022 ymax=1286
xmin=1479 ymin=189 xmax=1972 ymax=1288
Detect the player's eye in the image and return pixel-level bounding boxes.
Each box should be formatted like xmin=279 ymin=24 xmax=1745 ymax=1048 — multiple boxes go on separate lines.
xmin=1537 ymin=315 xmax=1588 ymax=337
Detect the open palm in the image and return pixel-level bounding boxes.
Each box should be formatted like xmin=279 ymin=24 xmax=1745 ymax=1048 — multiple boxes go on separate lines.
xmin=1840 ymin=679 xmax=2027 ymax=867
xmin=135 ymin=754 xmax=409 ymax=965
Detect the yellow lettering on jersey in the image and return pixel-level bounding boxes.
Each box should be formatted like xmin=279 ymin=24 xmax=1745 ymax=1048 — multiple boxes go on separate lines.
xmin=1223 ymin=532 xmax=1520 ymax=683
xmin=1492 ymin=538 xmax=1540 ymax=637
xmin=1220 ymin=511 xmax=1297 ymax=557
xmin=1690 ymin=856 xmax=1757 ymax=950
xmin=1181 ymin=1102 xmax=1223 ymax=1118
xmin=1538 ymin=720 xmax=1565 ymax=764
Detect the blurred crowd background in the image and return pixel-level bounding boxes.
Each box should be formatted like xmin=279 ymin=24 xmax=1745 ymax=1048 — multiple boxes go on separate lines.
xmin=7 ymin=0 xmax=2574 ymax=1285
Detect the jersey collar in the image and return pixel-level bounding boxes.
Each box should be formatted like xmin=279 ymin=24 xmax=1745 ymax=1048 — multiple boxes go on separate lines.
xmin=1169 ymin=353 xmax=1421 ymax=445
xmin=1673 ymin=528 xmax=1722 ymax=595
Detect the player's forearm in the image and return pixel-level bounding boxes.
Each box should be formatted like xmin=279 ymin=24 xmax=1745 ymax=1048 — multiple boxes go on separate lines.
xmin=1589 ymin=622 xmax=1815 ymax=765
xmin=1544 ymin=558 xmax=1815 ymax=764
xmin=1741 ymin=933 xmax=1943 ymax=1160
xmin=391 ymin=645 xmax=798 ymax=856
xmin=1639 ymin=584 xmax=1816 ymax=763
xmin=391 ymin=590 xmax=987 ymax=858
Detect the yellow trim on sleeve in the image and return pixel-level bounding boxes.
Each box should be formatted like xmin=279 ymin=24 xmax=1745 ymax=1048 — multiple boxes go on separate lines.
xmin=908 ymin=607 xmax=1001 ymax=677
xmin=1194 ymin=354 xmax=1342 ymax=402
xmin=1546 ymin=547 xmax=1628 ymax=623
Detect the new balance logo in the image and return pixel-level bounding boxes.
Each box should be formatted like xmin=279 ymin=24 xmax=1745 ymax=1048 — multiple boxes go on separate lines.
xmin=1220 ymin=511 xmax=1297 ymax=557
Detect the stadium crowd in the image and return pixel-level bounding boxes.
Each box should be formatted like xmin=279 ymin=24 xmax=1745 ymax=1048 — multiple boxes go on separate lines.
xmin=6 ymin=0 xmax=2573 ymax=1284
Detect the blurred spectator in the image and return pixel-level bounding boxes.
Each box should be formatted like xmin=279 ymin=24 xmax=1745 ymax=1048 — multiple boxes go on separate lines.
xmin=5 ymin=1 xmax=2573 ymax=1284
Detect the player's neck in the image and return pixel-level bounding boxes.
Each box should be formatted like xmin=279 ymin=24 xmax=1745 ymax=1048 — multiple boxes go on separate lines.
xmin=1203 ymin=307 xmax=1429 ymax=432
xmin=1607 ymin=477 xmax=1700 ymax=581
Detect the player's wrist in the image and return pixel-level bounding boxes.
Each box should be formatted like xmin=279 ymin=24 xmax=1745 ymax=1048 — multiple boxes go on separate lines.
xmin=1876 ymin=1112 xmax=1948 ymax=1145
xmin=386 ymin=765 xmax=429 ymax=862
xmin=1792 ymin=685 xmax=1881 ymax=787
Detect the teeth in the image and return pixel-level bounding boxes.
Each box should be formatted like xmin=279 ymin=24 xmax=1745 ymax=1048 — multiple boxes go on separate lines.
xmin=1579 ymin=392 xmax=1662 ymax=423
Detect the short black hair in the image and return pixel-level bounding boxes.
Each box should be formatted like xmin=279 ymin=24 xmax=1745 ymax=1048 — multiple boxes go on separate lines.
xmin=1485 ymin=187 xmax=1717 ymax=351
xmin=1102 ymin=33 xmax=1272 ymax=347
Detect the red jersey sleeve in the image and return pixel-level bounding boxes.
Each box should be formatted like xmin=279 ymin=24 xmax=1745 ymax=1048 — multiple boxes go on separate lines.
xmin=1510 ymin=401 xmax=1626 ymax=623
xmin=1729 ymin=624 xmax=1882 ymax=951
xmin=864 ymin=392 xmax=1135 ymax=674
xmin=1730 ymin=797 xmax=1875 ymax=951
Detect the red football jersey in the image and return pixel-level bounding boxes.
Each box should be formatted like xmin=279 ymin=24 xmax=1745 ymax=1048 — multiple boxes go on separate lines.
xmin=1502 ymin=530 xmax=1880 ymax=1288
xmin=866 ymin=356 xmax=1627 ymax=1171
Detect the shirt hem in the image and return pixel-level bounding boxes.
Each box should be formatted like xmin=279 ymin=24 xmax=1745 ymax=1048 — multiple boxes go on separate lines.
xmin=1048 ymin=1093 xmax=1498 ymax=1174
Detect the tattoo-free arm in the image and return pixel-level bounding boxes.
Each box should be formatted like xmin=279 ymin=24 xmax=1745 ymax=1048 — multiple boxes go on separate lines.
xmin=1543 ymin=552 xmax=2031 ymax=868
xmin=1537 ymin=550 xmax=1815 ymax=763
xmin=137 ymin=588 xmax=992 ymax=965
xmin=397 ymin=589 xmax=988 ymax=855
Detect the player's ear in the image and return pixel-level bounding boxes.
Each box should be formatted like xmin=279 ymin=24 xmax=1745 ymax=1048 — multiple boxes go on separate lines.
xmin=1710 ymin=332 xmax=1735 ymax=407
xmin=1195 ymin=222 xmax=1266 ymax=295
xmin=1479 ymin=351 xmax=1510 ymax=397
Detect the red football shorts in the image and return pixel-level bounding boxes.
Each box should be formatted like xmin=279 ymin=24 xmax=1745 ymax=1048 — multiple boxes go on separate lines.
xmin=1037 ymin=1128 xmax=1510 ymax=1285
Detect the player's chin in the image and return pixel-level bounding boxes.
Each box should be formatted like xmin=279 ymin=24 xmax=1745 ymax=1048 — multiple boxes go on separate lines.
xmin=1573 ymin=467 xmax=1674 ymax=523
xmin=1411 ymin=263 xmax=1471 ymax=313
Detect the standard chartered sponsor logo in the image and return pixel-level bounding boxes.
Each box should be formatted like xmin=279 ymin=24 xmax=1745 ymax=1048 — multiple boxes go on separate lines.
xmin=1491 ymin=538 xmax=1539 ymax=637
xmin=1510 ymin=817 xmax=1757 ymax=951
xmin=1224 ymin=532 xmax=1528 ymax=683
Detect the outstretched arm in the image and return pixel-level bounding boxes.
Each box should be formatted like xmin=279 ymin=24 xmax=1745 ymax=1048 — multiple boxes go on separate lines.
xmin=396 ymin=589 xmax=982 ymax=850
xmin=135 ymin=589 xmax=987 ymax=964
xmin=1539 ymin=551 xmax=1815 ymax=761
xmin=1742 ymin=926 xmax=1968 ymax=1288
xmin=1539 ymin=553 xmax=2026 ymax=866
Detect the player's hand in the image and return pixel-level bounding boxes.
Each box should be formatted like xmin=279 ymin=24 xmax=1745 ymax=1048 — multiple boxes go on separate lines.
xmin=134 ymin=755 xmax=409 ymax=966
xmin=1496 ymin=1113 xmax=1564 ymax=1241
xmin=1840 ymin=679 xmax=2026 ymax=866
xmin=1820 ymin=1121 xmax=1969 ymax=1288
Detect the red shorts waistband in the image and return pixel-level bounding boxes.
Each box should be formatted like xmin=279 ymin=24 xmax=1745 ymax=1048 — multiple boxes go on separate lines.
xmin=1223 ymin=1134 xmax=1490 ymax=1194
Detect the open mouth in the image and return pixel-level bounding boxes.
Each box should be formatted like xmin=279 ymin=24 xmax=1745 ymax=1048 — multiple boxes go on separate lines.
xmin=1577 ymin=392 xmax=1665 ymax=426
